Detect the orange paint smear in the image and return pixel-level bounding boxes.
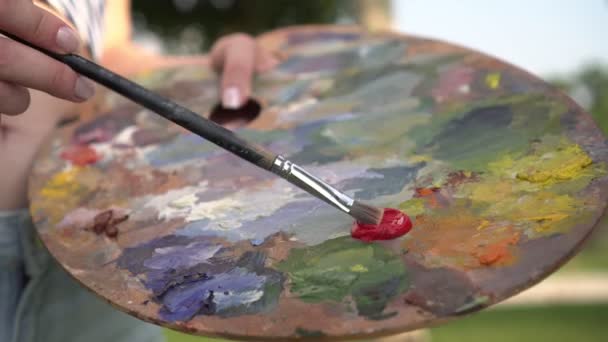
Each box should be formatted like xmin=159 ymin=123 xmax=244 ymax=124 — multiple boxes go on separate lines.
xmin=60 ymin=145 xmax=100 ymax=166
xmin=404 ymin=210 xmax=520 ymax=270
xmin=414 ymin=187 xmax=443 ymax=208
xmin=474 ymin=233 xmax=520 ymax=266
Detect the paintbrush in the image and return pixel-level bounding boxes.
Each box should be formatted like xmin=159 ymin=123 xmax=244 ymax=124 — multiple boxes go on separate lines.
xmin=2 ymin=30 xmax=383 ymax=225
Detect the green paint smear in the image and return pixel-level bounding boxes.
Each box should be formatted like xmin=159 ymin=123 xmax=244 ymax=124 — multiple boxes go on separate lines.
xmin=411 ymin=94 xmax=566 ymax=171
xmin=320 ymin=110 xmax=430 ymax=158
xmin=278 ymin=237 xmax=408 ymax=319
xmin=398 ymin=197 xmax=427 ymax=216
xmin=294 ymin=328 xmax=326 ymax=338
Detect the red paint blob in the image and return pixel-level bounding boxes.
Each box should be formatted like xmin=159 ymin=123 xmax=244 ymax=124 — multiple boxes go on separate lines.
xmin=351 ymin=208 xmax=413 ymax=242
xmin=60 ymin=145 xmax=100 ymax=166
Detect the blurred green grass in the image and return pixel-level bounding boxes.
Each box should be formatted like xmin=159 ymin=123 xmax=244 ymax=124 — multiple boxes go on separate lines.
xmin=431 ymin=304 xmax=608 ymax=342
xmin=559 ymin=222 xmax=608 ymax=272
xmin=164 ymin=304 xmax=608 ymax=342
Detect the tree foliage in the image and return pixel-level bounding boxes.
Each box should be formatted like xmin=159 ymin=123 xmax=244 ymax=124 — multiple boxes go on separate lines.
xmin=132 ymin=0 xmax=355 ymax=49
xmin=552 ymin=65 xmax=608 ymax=134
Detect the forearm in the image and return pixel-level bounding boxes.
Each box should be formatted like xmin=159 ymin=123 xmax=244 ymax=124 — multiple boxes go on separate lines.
xmin=0 ymin=91 xmax=81 ymax=210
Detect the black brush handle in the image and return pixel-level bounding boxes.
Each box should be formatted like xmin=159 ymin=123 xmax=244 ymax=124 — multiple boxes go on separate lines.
xmin=1 ymin=30 xmax=276 ymax=170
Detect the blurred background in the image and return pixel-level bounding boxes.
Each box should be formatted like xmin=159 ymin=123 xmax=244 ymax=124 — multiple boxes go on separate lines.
xmin=130 ymin=0 xmax=608 ymax=341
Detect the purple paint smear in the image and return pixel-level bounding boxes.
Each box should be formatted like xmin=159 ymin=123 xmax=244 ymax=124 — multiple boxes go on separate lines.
xmin=117 ymin=235 xmax=283 ymax=322
xmin=160 ymin=268 xmax=267 ymax=321
xmin=143 ymin=242 xmax=221 ymax=270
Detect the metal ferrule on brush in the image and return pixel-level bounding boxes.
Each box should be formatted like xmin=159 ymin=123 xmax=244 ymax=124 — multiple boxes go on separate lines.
xmin=270 ymin=155 xmax=354 ymax=214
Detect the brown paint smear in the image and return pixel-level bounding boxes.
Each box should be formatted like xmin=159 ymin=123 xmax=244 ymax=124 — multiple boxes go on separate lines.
xmin=89 ymin=209 xmax=129 ymax=238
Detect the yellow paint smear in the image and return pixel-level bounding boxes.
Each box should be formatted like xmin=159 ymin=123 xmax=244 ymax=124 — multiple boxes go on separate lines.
xmin=477 ymin=188 xmax=577 ymax=235
xmin=522 ymin=213 xmax=570 ymax=232
xmin=456 ymin=144 xmax=594 ymax=236
xmin=398 ymin=198 xmax=426 ymax=217
xmin=515 ymin=144 xmax=593 ymax=184
xmin=476 ymin=220 xmax=491 ymax=231
xmin=485 ymin=72 xmax=501 ymax=89
xmin=40 ymin=168 xmax=82 ymax=200
xmin=36 ymin=167 xmax=93 ymax=225
xmin=408 ymin=154 xmax=432 ymax=164
xmin=350 ymin=264 xmax=369 ymax=273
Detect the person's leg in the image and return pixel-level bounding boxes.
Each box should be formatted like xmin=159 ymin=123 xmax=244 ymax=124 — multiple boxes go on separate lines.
xmin=0 ymin=90 xmax=81 ymax=210
xmin=11 ymin=212 xmax=164 ymax=342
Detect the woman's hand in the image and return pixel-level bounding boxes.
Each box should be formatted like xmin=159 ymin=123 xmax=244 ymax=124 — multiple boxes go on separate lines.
xmin=0 ymin=23 xmax=280 ymax=209
xmin=210 ymin=33 xmax=279 ymax=109
xmin=0 ymin=0 xmax=95 ymax=121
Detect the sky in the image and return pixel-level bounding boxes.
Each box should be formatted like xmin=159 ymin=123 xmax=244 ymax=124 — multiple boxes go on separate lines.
xmin=393 ymin=0 xmax=608 ymax=77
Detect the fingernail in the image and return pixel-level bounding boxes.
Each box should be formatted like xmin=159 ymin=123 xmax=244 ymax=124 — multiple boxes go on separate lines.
xmin=56 ymin=26 xmax=80 ymax=53
xmin=223 ymin=87 xmax=241 ymax=109
xmin=74 ymin=76 xmax=95 ymax=101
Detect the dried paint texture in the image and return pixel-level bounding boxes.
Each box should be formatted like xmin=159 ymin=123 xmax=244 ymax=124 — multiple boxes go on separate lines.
xmin=278 ymin=237 xmax=407 ymax=319
xmin=459 ymin=138 xmax=601 ymax=236
xmin=117 ymin=235 xmax=283 ymax=321
xmin=403 ymin=208 xmax=521 ymax=269
xmin=400 ymin=137 xmax=601 ymax=270
xmin=512 ymin=144 xmax=593 ymax=184
xmin=34 ymin=168 xmax=96 ymax=224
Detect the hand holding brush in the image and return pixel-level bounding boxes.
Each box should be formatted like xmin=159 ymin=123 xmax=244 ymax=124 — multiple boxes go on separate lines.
xmin=0 ymin=28 xmax=386 ymax=226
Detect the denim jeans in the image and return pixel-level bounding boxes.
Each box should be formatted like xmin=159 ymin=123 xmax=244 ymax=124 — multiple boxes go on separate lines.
xmin=0 ymin=210 xmax=164 ymax=342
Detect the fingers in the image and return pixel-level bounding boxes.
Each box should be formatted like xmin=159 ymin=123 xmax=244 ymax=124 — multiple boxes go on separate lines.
xmin=0 ymin=0 xmax=93 ymax=112
xmin=0 ymin=0 xmax=80 ymax=53
xmin=212 ymin=34 xmax=256 ymax=109
xmin=211 ymin=33 xmax=280 ymax=109
xmin=0 ymin=81 xmax=30 ymax=115
xmin=0 ymin=37 xmax=95 ymax=101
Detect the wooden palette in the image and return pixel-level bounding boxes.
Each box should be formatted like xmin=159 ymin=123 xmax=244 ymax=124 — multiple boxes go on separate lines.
xmin=29 ymin=26 xmax=608 ymax=340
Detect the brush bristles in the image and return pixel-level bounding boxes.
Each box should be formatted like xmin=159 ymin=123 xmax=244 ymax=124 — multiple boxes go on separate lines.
xmin=350 ymin=201 xmax=383 ymax=225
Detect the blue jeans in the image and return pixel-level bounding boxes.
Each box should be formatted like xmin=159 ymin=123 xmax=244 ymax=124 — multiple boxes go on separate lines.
xmin=0 ymin=210 xmax=164 ymax=342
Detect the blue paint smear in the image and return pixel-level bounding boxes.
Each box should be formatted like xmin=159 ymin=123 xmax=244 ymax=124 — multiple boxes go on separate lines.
xmin=279 ymin=51 xmax=358 ymax=74
xmin=176 ymin=219 xmax=242 ymax=242
xmin=160 ymin=267 xmax=267 ymax=321
xmin=175 ymin=199 xmax=350 ymax=246
xmin=117 ymin=236 xmax=283 ymax=322
xmin=143 ymin=241 xmax=220 ymax=270
xmin=144 ymin=133 xmax=218 ymax=167
xmin=278 ymin=40 xmax=406 ymax=75
xmin=338 ymin=165 xmax=423 ymax=200
xmin=286 ymin=32 xmax=361 ymax=46
xmin=250 ymin=238 xmax=265 ymax=246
